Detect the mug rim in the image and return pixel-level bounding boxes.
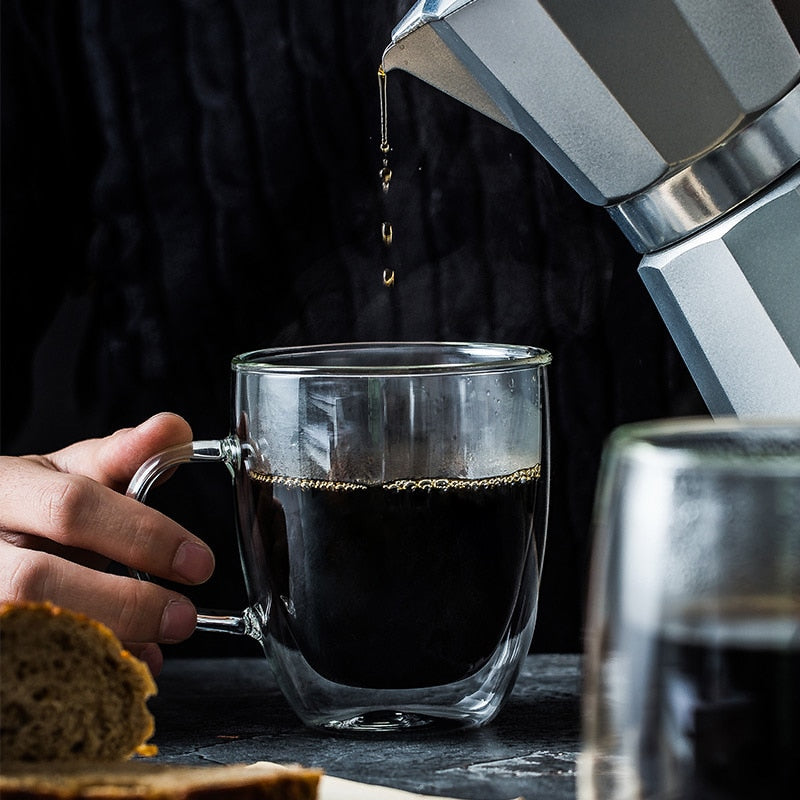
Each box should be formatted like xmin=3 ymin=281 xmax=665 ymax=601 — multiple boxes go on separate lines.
xmin=607 ymin=416 xmax=800 ymax=470
xmin=231 ymin=341 xmax=552 ymax=375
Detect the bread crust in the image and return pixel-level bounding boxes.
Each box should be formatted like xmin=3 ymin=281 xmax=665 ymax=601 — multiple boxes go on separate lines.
xmin=0 ymin=762 xmax=322 ymax=800
xmin=0 ymin=602 xmax=157 ymax=763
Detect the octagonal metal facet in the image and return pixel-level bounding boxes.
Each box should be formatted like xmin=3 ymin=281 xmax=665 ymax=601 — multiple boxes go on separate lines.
xmin=639 ymin=169 xmax=800 ymax=417
xmin=384 ymin=0 xmax=800 ymax=207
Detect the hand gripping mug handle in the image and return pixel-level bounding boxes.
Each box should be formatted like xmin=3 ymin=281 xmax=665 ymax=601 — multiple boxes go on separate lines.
xmin=125 ymin=437 xmax=258 ymax=639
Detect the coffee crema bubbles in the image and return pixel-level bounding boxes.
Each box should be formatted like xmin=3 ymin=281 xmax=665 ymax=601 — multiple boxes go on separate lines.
xmin=248 ymin=464 xmax=541 ymax=492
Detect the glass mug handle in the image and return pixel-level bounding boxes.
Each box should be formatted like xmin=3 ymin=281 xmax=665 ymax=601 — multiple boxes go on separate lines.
xmin=125 ymin=436 xmax=255 ymax=638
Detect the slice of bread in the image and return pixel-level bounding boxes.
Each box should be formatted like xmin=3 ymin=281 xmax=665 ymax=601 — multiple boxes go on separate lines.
xmin=0 ymin=762 xmax=323 ymax=800
xmin=0 ymin=602 xmax=156 ymax=763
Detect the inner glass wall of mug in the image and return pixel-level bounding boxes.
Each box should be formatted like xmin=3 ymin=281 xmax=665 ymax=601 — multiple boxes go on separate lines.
xmin=233 ymin=342 xmax=550 ymax=485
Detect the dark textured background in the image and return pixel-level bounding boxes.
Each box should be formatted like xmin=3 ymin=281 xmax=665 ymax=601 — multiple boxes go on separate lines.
xmin=1 ymin=0 xmax=707 ymax=656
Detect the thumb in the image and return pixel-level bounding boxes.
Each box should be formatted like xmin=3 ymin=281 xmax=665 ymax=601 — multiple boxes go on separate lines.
xmin=47 ymin=413 xmax=193 ymax=492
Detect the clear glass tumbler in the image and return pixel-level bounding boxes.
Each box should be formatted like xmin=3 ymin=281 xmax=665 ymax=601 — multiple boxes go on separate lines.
xmin=579 ymin=418 xmax=800 ymax=798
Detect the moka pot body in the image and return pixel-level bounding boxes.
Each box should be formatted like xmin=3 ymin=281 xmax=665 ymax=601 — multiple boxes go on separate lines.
xmin=384 ymin=0 xmax=800 ymax=417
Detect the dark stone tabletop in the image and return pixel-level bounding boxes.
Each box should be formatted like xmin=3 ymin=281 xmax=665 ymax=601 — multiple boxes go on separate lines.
xmin=149 ymin=654 xmax=581 ymax=800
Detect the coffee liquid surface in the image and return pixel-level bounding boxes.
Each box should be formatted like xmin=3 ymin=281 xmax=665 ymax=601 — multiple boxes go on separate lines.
xmin=241 ymin=468 xmax=540 ymax=689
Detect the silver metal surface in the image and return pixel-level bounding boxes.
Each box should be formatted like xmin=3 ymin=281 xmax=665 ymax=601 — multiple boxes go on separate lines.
xmin=609 ymin=83 xmax=800 ymax=252
xmin=384 ymin=0 xmax=800 ymax=206
xmin=386 ymin=0 xmax=800 ymax=419
xmin=638 ymin=168 xmax=800 ymax=417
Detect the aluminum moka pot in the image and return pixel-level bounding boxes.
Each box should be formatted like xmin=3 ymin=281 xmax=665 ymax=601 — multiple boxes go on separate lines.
xmin=383 ymin=0 xmax=800 ymax=417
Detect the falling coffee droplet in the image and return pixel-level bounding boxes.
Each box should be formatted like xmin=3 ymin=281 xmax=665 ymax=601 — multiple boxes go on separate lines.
xmin=378 ymin=64 xmax=396 ymax=288
xmin=378 ymin=65 xmax=390 ymax=157
xmin=380 ymin=165 xmax=392 ymax=194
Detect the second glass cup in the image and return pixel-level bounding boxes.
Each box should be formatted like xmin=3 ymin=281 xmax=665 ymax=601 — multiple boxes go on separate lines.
xmin=129 ymin=342 xmax=551 ymax=732
xmin=579 ymin=418 xmax=800 ymax=798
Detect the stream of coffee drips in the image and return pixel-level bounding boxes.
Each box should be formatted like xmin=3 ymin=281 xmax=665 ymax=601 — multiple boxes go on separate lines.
xmin=378 ymin=64 xmax=395 ymax=287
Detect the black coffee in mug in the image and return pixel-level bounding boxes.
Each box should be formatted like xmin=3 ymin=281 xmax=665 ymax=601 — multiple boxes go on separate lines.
xmin=241 ymin=468 xmax=541 ymax=689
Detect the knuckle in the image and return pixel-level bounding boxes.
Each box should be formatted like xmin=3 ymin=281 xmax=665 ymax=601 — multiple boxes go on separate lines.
xmin=42 ymin=476 xmax=92 ymax=537
xmin=2 ymin=550 xmax=51 ymax=604
xmin=130 ymin=514 xmax=159 ymax=553
xmin=115 ymin=581 xmax=169 ymax=643
xmin=117 ymin=586 xmax=149 ymax=629
xmin=122 ymin=514 xmax=161 ymax=572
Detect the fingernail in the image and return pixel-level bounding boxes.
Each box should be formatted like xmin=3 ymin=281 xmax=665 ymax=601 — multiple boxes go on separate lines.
xmin=172 ymin=541 xmax=215 ymax=584
xmin=160 ymin=599 xmax=197 ymax=643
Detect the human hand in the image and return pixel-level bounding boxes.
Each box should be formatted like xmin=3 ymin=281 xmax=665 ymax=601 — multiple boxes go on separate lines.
xmin=0 ymin=413 xmax=215 ymax=676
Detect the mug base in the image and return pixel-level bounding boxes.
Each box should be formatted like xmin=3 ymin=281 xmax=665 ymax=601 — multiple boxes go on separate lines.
xmin=318 ymin=709 xmax=469 ymax=734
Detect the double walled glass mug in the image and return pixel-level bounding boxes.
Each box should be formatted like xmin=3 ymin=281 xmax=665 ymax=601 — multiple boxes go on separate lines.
xmin=128 ymin=342 xmax=551 ymax=732
xmin=578 ymin=418 xmax=800 ymax=799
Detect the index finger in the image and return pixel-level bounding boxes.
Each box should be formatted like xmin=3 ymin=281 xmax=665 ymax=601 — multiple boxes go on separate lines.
xmin=46 ymin=413 xmax=194 ymax=492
